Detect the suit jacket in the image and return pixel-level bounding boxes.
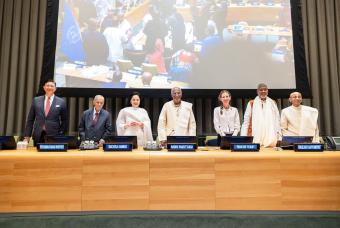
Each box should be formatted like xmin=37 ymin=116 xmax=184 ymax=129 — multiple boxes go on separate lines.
xmin=78 ymin=108 xmax=112 ymax=141
xmin=24 ymin=95 xmax=68 ymax=141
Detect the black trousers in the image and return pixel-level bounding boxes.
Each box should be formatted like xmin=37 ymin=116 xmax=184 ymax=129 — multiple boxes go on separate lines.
xmin=33 ymin=130 xmax=47 ymax=146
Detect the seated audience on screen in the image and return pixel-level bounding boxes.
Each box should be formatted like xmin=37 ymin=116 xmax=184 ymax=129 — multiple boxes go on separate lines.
xmin=117 ymin=8 xmax=132 ymax=40
xmin=141 ymin=71 xmax=153 ymax=87
xmin=24 ymin=79 xmax=68 ymax=145
xmin=143 ymin=6 xmax=168 ymax=55
xmin=82 ymin=18 xmax=109 ymax=65
xmin=78 ymin=95 xmax=112 ymax=145
xmin=168 ymin=9 xmax=186 ymax=51
xmin=200 ymin=23 xmax=223 ymax=57
xmin=116 ymin=92 xmax=153 ymax=146
xmin=145 ymin=38 xmax=167 ymax=73
xmin=103 ymin=16 xmax=127 ymax=63
xmin=280 ymin=91 xmax=319 ymax=142
xmin=169 ymin=48 xmax=196 ymax=82
xmin=240 ymin=83 xmax=280 ymax=147
xmin=214 ymin=90 xmax=241 ymax=144
xmin=100 ymin=8 xmax=116 ymax=33
xmin=157 ymin=87 xmax=196 ymax=145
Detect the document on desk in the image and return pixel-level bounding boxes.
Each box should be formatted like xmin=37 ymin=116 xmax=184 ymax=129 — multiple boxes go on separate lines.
xmin=80 ymin=66 xmax=110 ymax=78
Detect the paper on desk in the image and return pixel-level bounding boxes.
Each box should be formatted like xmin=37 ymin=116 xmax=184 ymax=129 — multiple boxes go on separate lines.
xmin=152 ymin=76 xmax=168 ymax=84
xmin=80 ymin=65 xmax=110 ymax=78
xmin=121 ymin=72 xmax=137 ymax=82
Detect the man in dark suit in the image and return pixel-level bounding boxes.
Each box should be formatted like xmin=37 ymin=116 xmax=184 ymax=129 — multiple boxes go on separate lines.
xmin=24 ymin=79 xmax=68 ymax=144
xmin=78 ymin=95 xmax=112 ymax=145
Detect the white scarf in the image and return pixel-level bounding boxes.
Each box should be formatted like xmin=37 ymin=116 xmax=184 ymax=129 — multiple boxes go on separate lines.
xmin=252 ymin=96 xmax=278 ymax=147
xmin=299 ymin=105 xmax=318 ymax=136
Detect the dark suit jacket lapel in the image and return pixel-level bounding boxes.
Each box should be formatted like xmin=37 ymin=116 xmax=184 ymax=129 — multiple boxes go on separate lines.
xmin=39 ymin=96 xmax=45 ymax=116
xmin=88 ymin=110 xmax=94 ymax=127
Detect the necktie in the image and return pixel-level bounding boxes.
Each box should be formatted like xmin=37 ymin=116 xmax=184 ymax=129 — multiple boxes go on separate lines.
xmin=45 ymin=97 xmax=51 ymax=117
xmin=92 ymin=112 xmax=99 ymax=126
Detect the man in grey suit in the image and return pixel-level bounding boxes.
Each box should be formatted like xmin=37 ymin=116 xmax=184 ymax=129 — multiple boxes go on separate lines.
xmin=78 ymin=95 xmax=112 ymax=145
xmin=24 ymin=79 xmax=68 ymax=144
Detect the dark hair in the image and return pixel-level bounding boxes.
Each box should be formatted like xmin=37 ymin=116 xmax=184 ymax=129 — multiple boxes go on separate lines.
xmin=44 ymin=79 xmax=56 ymax=86
xmin=129 ymin=91 xmax=141 ymax=106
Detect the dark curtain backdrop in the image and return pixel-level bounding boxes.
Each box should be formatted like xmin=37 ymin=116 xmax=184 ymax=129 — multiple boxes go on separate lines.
xmin=0 ymin=0 xmax=339 ymax=137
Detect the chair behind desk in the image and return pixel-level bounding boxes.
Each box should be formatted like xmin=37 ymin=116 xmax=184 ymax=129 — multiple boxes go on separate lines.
xmin=124 ymin=49 xmax=146 ymax=67
xmin=0 ymin=136 xmax=17 ymax=149
xmin=45 ymin=135 xmax=80 ymax=149
xmin=117 ymin=59 xmax=134 ymax=72
xmin=205 ymin=136 xmax=218 ymax=146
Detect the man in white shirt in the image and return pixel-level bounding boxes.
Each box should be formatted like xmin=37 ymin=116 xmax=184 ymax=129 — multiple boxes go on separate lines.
xmin=281 ymin=91 xmax=319 ymax=142
xmin=240 ymin=83 xmax=280 ymax=147
xmin=157 ymin=87 xmax=196 ymax=145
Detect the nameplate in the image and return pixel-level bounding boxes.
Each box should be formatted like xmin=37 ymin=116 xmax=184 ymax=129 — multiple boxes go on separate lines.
xmin=103 ymin=143 xmax=133 ymax=151
xmin=230 ymin=143 xmax=260 ymax=152
xmin=37 ymin=143 xmax=67 ymax=152
xmin=294 ymin=143 xmax=324 ymax=152
xmin=167 ymin=143 xmax=196 ymax=152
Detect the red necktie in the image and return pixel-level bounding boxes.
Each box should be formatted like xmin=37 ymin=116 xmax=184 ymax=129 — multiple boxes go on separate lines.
xmin=92 ymin=112 xmax=99 ymax=126
xmin=45 ymin=97 xmax=51 ymax=117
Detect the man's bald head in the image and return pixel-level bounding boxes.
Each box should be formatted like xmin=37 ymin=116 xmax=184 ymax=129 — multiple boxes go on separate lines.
xmin=142 ymin=72 xmax=153 ymax=86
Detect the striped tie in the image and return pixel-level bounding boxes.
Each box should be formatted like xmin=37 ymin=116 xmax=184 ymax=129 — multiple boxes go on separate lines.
xmin=92 ymin=112 xmax=99 ymax=126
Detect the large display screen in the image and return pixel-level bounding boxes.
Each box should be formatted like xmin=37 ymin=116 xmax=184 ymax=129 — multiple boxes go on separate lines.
xmin=53 ymin=0 xmax=298 ymax=90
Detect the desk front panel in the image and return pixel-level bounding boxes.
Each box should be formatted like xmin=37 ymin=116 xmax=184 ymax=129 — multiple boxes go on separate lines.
xmin=149 ymin=152 xmax=215 ymax=210
xmin=0 ymin=151 xmax=82 ymax=212
xmin=82 ymin=152 xmax=149 ymax=210
xmin=1 ymin=149 xmax=340 ymax=212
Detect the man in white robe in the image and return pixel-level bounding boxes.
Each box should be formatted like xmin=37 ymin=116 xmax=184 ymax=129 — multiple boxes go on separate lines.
xmin=281 ymin=91 xmax=319 ymax=142
xmin=240 ymin=83 xmax=280 ymax=147
xmin=157 ymin=87 xmax=196 ymax=145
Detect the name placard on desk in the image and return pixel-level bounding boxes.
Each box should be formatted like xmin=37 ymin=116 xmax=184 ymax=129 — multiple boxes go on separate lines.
xmin=294 ymin=143 xmax=324 ymax=152
xmin=230 ymin=143 xmax=260 ymax=152
xmin=37 ymin=143 xmax=68 ymax=152
xmin=167 ymin=143 xmax=196 ymax=152
xmin=103 ymin=143 xmax=133 ymax=151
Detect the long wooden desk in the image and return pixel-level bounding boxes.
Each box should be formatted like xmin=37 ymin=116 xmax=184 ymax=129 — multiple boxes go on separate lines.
xmin=1 ymin=148 xmax=340 ymax=212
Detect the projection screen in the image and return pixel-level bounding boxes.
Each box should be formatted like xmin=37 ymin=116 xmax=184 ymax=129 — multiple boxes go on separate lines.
xmin=50 ymin=0 xmax=309 ymax=96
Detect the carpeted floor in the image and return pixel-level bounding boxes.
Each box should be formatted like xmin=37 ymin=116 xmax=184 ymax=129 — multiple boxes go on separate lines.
xmin=1 ymin=211 xmax=340 ymax=228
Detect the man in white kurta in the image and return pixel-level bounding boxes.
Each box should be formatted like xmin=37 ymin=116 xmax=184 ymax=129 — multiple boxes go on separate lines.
xmin=281 ymin=92 xmax=319 ymax=142
xmin=157 ymin=87 xmax=196 ymax=145
xmin=240 ymin=83 xmax=280 ymax=147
